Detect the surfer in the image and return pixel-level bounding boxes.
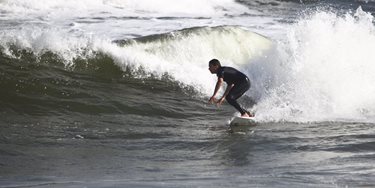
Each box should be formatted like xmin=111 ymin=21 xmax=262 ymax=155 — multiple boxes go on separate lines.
xmin=208 ymin=59 xmax=253 ymax=117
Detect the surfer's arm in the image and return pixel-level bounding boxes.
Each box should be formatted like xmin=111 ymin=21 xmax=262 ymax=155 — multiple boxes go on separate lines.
xmin=209 ymin=78 xmax=224 ymax=103
xmin=218 ymin=83 xmax=234 ymax=105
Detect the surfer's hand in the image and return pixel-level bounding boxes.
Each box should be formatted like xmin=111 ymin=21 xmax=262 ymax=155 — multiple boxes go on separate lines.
xmin=217 ymin=97 xmax=225 ymax=106
xmin=208 ymin=96 xmax=216 ymax=104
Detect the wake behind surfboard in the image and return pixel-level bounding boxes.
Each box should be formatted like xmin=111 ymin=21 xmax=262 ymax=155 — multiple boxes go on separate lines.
xmin=229 ymin=116 xmax=257 ymax=132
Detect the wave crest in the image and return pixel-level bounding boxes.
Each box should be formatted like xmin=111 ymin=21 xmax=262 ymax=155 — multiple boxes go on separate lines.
xmin=1 ymin=26 xmax=272 ymax=96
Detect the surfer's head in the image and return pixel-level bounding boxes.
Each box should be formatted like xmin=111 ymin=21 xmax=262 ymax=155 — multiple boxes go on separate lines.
xmin=208 ymin=59 xmax=221 ymax=74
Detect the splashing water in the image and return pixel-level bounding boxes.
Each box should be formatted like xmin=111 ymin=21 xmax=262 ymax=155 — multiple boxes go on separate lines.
xmin=253 ymin=7 xmax=375 ymax=123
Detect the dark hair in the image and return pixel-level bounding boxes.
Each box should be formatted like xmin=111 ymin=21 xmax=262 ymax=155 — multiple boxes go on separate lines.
xmin=209 ymin=59 xmax=221 ymax=67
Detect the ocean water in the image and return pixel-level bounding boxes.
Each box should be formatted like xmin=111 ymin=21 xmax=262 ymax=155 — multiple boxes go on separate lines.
xmin=1 ymin=0 xmax=375 ymax=187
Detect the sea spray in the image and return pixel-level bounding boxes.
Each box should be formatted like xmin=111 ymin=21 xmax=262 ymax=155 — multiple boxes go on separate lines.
xmin=254 ymin=7 xmax=375 ymax=122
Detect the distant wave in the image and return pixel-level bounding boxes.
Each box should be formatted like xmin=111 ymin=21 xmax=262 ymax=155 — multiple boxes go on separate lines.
xmin=0 ymin=0 xmax=249 ymax=18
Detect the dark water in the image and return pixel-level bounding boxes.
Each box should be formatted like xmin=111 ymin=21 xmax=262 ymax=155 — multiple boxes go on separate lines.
xmin=2 ymin=0 xmax=375 ymax=187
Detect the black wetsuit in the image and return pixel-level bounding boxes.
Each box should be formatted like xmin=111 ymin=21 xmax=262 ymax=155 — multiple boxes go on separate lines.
xmin=216 ymin=66 xmax=250 ymax=115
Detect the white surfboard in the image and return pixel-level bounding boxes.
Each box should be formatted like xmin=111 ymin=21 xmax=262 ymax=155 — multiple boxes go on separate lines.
xmin=229 ymin=116 xmax=256 ymax=131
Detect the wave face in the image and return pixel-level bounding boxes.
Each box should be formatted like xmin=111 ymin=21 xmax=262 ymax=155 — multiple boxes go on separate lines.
xmin=253 ymin=7 xmax=375 ymax=122
xmin=0 ymin=26 xmax=272 ymax=116
xmin=114 ymin=26 xmax=272 ymax=94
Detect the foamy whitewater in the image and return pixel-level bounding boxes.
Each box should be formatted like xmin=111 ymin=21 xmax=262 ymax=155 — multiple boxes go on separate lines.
xmin=1 ymin=1 xmax=375 ymax=188
xmin=254 ymin=7 xmax=375 ymax=122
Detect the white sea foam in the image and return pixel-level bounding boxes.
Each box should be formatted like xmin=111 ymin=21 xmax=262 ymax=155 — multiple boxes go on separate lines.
xmin=253 ymin=7 xmax=375 ymax=122
xmin=0 ymin=0 xmax=249 ymax=19
xmin=0 ymin=26 xmax=97 ymax=64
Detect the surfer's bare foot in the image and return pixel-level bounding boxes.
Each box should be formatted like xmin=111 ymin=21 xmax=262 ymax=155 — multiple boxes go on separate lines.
xmin=241 ymin=113 xmax=250 ymax=117
xmin=246 ymin=112 xmax=254 ymax=117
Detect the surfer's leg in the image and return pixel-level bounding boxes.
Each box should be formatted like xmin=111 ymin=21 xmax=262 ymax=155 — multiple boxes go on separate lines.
xmin=226 ymin=79 xmax=251 ymax=115
xmin=226 ymin=94 xmax=248 ymax=115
